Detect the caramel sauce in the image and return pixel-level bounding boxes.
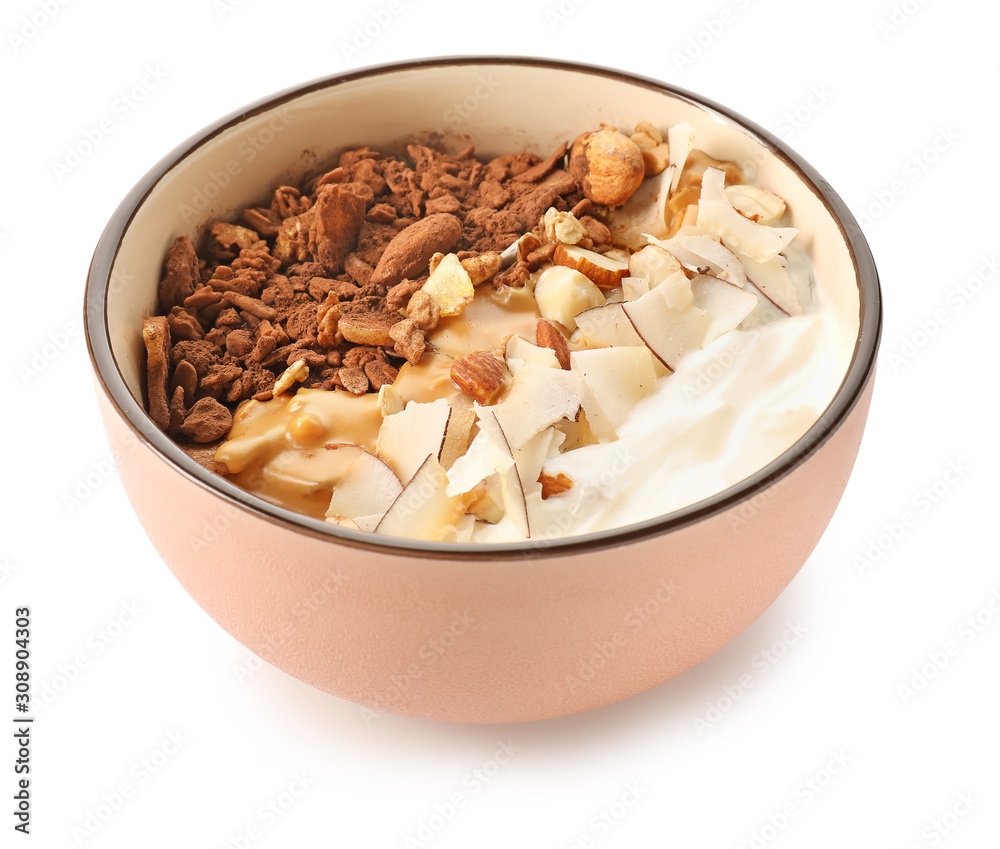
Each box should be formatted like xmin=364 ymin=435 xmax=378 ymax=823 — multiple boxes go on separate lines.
xmin=429 ymin=285 xmax=540 ymax=358
xmin=216 ymin=389 xmax=384 ymax=519
xmin=214 ymin=284 xmax=542 ymax=519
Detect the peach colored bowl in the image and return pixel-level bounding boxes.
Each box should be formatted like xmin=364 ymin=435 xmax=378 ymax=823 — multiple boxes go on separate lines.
xmin=85 ymin=57 xmax=881 ymax=724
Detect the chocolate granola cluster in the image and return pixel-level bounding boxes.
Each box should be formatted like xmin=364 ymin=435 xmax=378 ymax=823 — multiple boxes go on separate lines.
xmin=142 ymin=139 xmax=609 ymax=444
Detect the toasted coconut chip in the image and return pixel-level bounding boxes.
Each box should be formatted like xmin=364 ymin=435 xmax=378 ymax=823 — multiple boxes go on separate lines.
xmin=697 ymin=168 xmax=798 ymax=263
xmin=374 ymin=455 xmax=466 ymax=542
xmin=575 ymin=302 xmax=646 ymax=349
xmin=622 ymin=284 xmax=708 ymax=370
xmin=445 ymin=428 xmax=514 ymax=497
xmin=739 ymin=282 xmax=789 ymax=329
xmin=629 ymin=242 xmax=683 ymax=283
xmin=680 ymin=234 xmax=748 ymax=288
xmin=376 ymin=398 xmax=452 ymax=484
xmin=325 ymin=451 xmax=403 ymax=530
xmin=515 ymin=427 xmax=562 ymax=507
xmin=726 ymin=184 xmax=787 ymax=226
xmin=570 ymin=346 xmax=660 ymax=442
xmin=604 ymin=166 xmax=674 ymax=248
xmin=782 ymin=241 xmax=815 ymax=310
xmin=492 ymin=365 xmax=581 ymax=450
xmin=473 ymin=407 xmax=529 ymax=537
xmin=654 ymin=164 xmax=676 ymax=234
xmin=645 ymin=228 xmax=708 ymax=273
xmin=666 ymin=122 xmax=695 ymax=193
xmin=439 ymin=512 xmax=478 ymax=543
xmin=739 ymin=253 xmax=801 ymax=316
xmin=621 ymin=276 xmax=651 ymax=301
xmin=505 ymin=335 xmax=561 ymax=373
xmin=690 ymin=275 xmax=759 ymax=344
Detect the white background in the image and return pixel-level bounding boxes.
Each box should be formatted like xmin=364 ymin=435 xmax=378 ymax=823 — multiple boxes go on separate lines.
xmin=3 ymin=0 xmax=998 ymax=846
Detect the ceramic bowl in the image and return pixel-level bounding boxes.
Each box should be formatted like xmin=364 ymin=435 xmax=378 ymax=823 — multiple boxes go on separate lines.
xmin=85 ymin=57 xmax=881 ymax=723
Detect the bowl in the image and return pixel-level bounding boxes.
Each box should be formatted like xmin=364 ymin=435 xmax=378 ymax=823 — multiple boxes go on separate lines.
xmin=85 ymin=57 xmax=881 ymax=724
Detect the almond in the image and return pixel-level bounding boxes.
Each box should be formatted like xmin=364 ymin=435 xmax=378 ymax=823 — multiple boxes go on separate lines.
xmin=338 ymin=313 xmax=395 ymax=346
xmin=450 ymin=351 xmax=506 ymax=404
xmin=552 ymin=243 xmax=630 ymax=289
xmin=370 ymin=213 xmax=462 ymax=287
xmin=535 ymin=319 xmax=571 ymax=370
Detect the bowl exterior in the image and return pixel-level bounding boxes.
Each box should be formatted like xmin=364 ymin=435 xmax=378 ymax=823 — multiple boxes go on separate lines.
xmin=87 ymin=57 xmax=881 ymax=723
xmin=96 ymin=374 xmax=873 ymax=723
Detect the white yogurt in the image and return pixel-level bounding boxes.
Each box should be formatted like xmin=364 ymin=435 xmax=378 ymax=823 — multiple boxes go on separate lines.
xmin=472 ymin=286 xmax=843 ymax=543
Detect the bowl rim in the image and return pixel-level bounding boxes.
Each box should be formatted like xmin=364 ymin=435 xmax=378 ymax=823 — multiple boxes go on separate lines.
xmin=84 ymin=54 xmax=882 ymax=561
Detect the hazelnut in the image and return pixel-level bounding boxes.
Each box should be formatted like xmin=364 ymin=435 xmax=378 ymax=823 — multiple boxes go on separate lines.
xmin=532 ymin=265 xmax=606 ymax=333
xmin=569 ymin=129 xmax=645 ymax=207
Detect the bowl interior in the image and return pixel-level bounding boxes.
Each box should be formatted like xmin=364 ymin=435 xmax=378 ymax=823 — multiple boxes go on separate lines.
xmin=92 ymin=58 xmax=872 ymax=552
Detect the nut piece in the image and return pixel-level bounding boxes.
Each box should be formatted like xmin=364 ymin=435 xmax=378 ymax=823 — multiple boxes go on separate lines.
xmin=450 ymin=351 xmax=506 ymax=404
xmin=631 ymin=121 xmax=663 ymax=147
xmin=539 ymin=471 xmax=574 ymax=499
xmin=536 ymin=319 xmax=571 ymax=370
xmin=337 ymin=366 xmax=369 ymax=395
xmin=338 ymin=313 xmax=395 ymax=346
xmin=552 ymin=243 xmax=630 ymax=289
xmin=389 ymin=318 xmax=425 ymax=365
xmin=532 ymin=265 xmax=606 ymax=333
xmin=630 ymin=121 xmax=671 ymax=176
xmin=569 ymin=129 xmax=645 ymax=207
xmin=421 ymin=253 xmax=474 ymax=317
xmin=364 ymin=359 xmax=398 ymax=390
xmin=405 ymin=289 xmax=441 ymax=332
xmin=517 ymin=232 xmax=543 ymax=262
xmin=317 ymin=295 xmax=343 ymax=347
xmin=378 ymin=384 xmax=405 ymax=417
xmin=209 ymin=221 xmax=258 ymax=253
xmin=386 ymin=277 xmax=424 ymax=311
xmin=495 ymin=260 xmax=531 ymax=289
xmin=370 ymin=213 xmax=462 ymax=288
xmin=461 ymin=251 xmax=503 ymax=286
xmin=159 ymin=236 xmax=199 ymax=311
xmin=274 ymin=212 xmax=315 ymax=264
xmin=221 ymin=292 xmax=277 ymax=321
xmin=579 ymin=215 xmax=612 ymax=246
xmin=542 ymin=208 xmax=587 ymax=245
xmin=272 ymin=359 xmax=309 ymax=397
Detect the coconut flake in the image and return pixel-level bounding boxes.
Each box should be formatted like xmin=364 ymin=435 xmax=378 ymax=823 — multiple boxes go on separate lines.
xmin=726 ymin=184 xmax=787 ymax=226
xmin=445 ymin=428 xmax=513 ymax=497
xmin=666 ymin=122 xmax=695 ymax=193
xmin=739 ymin=252 xmax=801 ymax=315
xmin=681 ymin=234 xmax=749 ymax=288
xmin=697 ymin=168 xmax=798 ymax=263
xmin=491 ymin=365 xmax=580 ymax=450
